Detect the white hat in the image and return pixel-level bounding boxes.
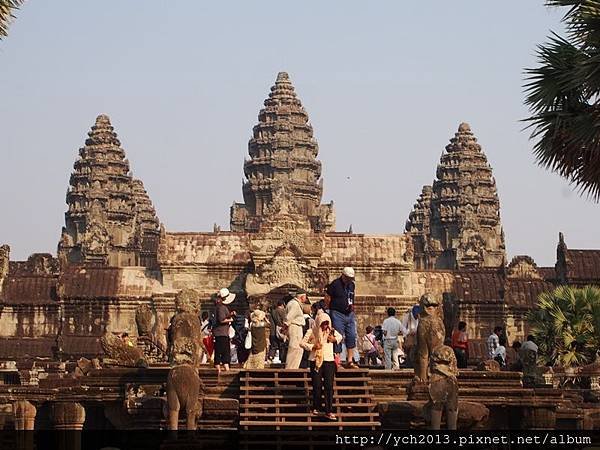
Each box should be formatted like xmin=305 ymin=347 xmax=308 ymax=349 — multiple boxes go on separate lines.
xmin=218 ymin=287 xmax=236 ymax=304
xmin=342 ymin=267 xmax=355 ymax=279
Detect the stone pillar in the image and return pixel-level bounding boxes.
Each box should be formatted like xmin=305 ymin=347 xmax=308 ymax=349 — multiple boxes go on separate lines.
xmin=14 ymin=400 xmax=36 ymax=430
xmin=51 ymin=402 xmax=86 ymax=430
xmin=51 ymin=402 xmax=86 ymax=450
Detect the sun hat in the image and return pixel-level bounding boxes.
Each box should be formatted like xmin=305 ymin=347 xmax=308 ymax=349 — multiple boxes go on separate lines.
xmin=342 ymin=267 xmax=355 ymax=279
xmin=218 ymin=287 xmax=236 ymax=304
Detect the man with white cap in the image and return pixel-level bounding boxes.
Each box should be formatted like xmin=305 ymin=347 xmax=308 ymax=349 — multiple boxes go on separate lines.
xmin=326 ymin=267 xmax=358 ymax=368
xmin=213 ymin=287 xmax=236 ymax=374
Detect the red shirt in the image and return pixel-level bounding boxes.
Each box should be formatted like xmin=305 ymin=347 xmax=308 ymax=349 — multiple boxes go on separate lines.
xmin=451 ymin=330 xmax=468 ymax=350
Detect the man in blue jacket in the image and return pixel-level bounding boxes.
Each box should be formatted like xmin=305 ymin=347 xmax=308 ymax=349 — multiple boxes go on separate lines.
xmin=326 ymin=267 xmax=358 ymax=368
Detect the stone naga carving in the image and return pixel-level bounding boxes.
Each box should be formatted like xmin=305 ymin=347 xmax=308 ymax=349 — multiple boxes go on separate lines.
xmin=425 ymin=345 xmax=459 ymax=430
xmin=415 ymin=294 xmax=446 ymax=382
xmin=100 ymin=329 xmax=148 ymax=368
xmin=165 ymin=288 xmax=203 ymax=430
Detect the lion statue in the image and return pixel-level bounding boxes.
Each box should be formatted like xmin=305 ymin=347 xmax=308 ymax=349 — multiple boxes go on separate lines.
xmin=414 ymin=293 xmax=445 ymax=382
xmin=424 ymin=345 xmax=459 ymax=430
xmin=165 ymin=288 xmax=204 ymax=430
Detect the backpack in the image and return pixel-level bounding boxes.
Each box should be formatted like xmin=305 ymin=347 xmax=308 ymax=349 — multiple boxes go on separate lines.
xmin=203 ymin=313 xmax=217 ymax=332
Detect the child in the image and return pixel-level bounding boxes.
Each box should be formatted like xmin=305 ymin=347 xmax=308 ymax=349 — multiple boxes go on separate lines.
xmin=361 ymin=326 xmax=380 ymax=366
xmin=244 ymin=309 xmax=268 ymax=369
xmin=301 ymin=310 xmax=342 ymax=421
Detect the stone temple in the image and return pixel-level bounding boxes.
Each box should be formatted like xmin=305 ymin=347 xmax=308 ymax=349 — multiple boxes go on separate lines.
xmin=1 ymin=72 xmax=600 ymax=432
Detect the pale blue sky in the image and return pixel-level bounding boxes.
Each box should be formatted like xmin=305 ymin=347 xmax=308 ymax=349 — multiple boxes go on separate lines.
xmin=1 ymin=1 xmax=598 ymax=265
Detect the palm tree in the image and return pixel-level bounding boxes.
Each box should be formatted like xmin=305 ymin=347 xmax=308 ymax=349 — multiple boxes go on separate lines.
xmin=0 ymin=0 xmax=24 ymax=40
xmin=524 ymin=1 xmax=600 ymax=201
xmin=527 ymin=285 xmax=600 ymax=368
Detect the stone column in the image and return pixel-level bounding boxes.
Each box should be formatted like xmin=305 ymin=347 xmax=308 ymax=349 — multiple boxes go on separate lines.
xmin=14 ymin=400 xmax=36 ymax=430
xmin=14 ymin=400 xmax=36 ymax=450
xmin=51 ymin=402 xmax=86 ymax=430
xmin=51 ymin=402 xmax=86 ymax=450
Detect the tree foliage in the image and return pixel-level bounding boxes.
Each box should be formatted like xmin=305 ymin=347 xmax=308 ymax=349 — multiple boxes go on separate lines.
xmin=527 ymin=285 xmax=600 ymax=367
xmin=0 ymin=0 xmax=24 ymax=40
xmin=525 ymin=1 xmax=600 ymax=201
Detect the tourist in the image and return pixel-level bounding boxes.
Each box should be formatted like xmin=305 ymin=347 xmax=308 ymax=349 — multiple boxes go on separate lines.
xmin=268 ymin=299 xmax=288 ymax=364
xmin=301 ymin=309 xmax=342 ymax=421
xmin=451 ymin=321 xmax=469 ymax=368
xmin=121 ymin=332 xmax=134 ymax=348
xmin=235 ymin=311 xmax=251 ymax=365
xmin=401 ymin=304 xmax=420 ymax=367
xmin=244 ymin=309 xmax=268 ymax=369
xmin=326 ymin=267 xmax=358 ymax=369
xmin=284 ymin=290 xmax=308 ymax=369
xmin=510 ymin=341 xmax=523 ymax=371
xmin=381 ymin=307 xmax=407 ymax=370
xmin=361 ymin=326 xmax=380 ymax=366
xmin=492 ymin=335 xmax=507 ymax=368
xmin=300 ymin=308 xmax=314 ymax=369
xmin=213 ymin=288 xmax=236 ymax=374
xmin=487 ymin=326 xmax=503 ymax=359
xmin=199 ymin=311 xmax=211 ymax=363
xmin=521 ymin=335 xmax=538 ymax=354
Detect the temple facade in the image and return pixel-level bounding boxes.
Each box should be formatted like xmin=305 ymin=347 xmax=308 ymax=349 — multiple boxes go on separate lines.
xmin=0 ymin=71 xmax=599 ymax=363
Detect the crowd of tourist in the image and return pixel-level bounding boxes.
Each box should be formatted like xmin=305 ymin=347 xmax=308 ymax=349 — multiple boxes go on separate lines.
xmin=197 ymin=267 xmax=538 ymax=382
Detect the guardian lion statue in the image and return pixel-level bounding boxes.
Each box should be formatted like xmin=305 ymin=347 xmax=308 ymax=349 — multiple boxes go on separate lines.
xmin=424 ymin=345 xmax=459 ymax=430
xmin=165 ymin=288 xmax=204 ymax=430
xmin=414 ymin=293 xmax=445 ymax=382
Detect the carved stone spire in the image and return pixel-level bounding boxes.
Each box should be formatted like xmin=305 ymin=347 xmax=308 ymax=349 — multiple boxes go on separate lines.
xmin=58 ymin=115 xmax=160 ymax=267
xmin=230 ymin=72 xmax=335 ymax=232
xmin=406 ymin=186 xmax=433 ymax=269
xmin=406 ymin=123 xmax=506 ymax=269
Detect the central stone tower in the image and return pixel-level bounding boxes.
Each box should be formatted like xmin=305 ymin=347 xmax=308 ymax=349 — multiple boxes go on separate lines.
xmin=230 ymin=72 xmax=335 ymax=232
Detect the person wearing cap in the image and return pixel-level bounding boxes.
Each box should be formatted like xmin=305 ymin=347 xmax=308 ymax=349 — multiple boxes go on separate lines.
xmin=283 ymin=290 xmax=308 ymax=369
xmin=326 ymin=267 xmax=358 ymax=369
xmin=213 ymin=288 xmax=236 ymax=374
xmin=401 ymin=304 xmax=420 ymax=367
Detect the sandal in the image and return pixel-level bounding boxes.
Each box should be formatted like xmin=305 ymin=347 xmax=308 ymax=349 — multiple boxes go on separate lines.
xmin=324 ymin=413 xmax=338 ymax=421
xmin=311 ymin=409 xmax=324 ymax=416
xmin=346 ymin=362 xmax=359 ymax=369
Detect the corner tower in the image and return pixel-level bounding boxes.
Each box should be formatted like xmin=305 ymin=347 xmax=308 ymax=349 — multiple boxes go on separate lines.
xmin=406 ymin=123 xmax=505 ymax=269
xmin=230 ymin=72 xmax=335 ymax=232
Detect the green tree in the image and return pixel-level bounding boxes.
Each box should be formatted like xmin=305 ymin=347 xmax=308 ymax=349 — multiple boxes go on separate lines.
xmin=0 ymin=0 xmax=24 ymax=40
xmin=527 ymin=285 xmax=600 ymax=367
xmin=524 ymin=1 xmax=600 ymax=201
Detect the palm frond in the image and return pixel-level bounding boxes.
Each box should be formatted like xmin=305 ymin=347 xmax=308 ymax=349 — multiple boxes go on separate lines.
xmin=0 ymin=0 xmax=25 ymax=40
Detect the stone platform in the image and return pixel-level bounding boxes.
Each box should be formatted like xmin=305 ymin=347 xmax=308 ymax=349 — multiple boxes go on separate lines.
xmin=0 ymin=366 xmax=593 ymax=430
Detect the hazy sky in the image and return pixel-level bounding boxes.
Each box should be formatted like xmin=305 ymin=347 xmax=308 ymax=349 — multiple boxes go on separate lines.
xmin=1 ymin=1 xmax=598 ymax=265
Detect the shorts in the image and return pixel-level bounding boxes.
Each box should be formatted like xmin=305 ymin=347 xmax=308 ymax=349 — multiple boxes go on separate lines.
xmin=330 ymin=310 xmax=357 ymax=353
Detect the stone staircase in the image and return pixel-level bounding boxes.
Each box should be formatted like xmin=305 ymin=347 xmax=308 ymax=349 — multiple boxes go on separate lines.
xmin=239 ymin=368 xmax=380 ymax=431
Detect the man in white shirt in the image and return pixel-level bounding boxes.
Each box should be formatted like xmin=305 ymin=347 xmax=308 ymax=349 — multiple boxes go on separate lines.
xmin=487 ymin=326 xmax=503 ymax=359
xmin=284 ymin=290 xmax=308 ymax=369
xmin=381 ymin=307 xmax=407 ymax=370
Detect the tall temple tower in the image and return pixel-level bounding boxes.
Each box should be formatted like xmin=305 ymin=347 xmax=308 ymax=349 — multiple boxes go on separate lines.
xmin=58 ymin=115 xmax=160 ymax=267
xmin=230 ymin=72 xmax=335 ymax=232
xmin=406 ymin=123 xmax=506 ymax=269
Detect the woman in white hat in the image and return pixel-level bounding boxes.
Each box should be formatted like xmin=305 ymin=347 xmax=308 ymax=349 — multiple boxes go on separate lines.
xmin=213 ymin=288 xmax=236 ymax=374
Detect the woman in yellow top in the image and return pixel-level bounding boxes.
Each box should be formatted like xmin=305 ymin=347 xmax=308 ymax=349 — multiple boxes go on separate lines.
xmin=301 ymin=310 xmax=342 ymax=421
